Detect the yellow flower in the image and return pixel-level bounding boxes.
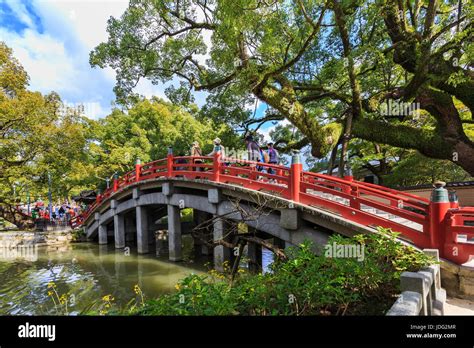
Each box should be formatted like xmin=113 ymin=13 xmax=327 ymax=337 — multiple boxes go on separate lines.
xmin=102 ymin=294 xmax=114 ymax=302
xmin=47 ymin=291 xmax=53 ymax=296
xmin=47 ymin=282 xmax=56 ymax=289
xmin=175 ymin=284 xmax=181 ymax=291
xmin=133 ymin=284 xmax=141 ymax=294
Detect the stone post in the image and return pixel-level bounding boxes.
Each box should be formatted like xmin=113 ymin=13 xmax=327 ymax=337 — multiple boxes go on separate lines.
xmin=167 ymin=204 xmax=182 ymax=261
xmin=112 ymin=199 xmax=125 ymax=249
xmin=247 ymin=241 xmax=262 ymax=273
xmin=213 ymin=216 xmax=231 ymax=272
xmin=136 ymin=205 xmax=149 ymax=254
xmin=98 ymin=223 xmax=107 ymax=245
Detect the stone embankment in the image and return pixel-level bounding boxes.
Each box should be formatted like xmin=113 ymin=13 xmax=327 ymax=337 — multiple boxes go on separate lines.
xmin=0 ymin=230 xmax=74 ymax=247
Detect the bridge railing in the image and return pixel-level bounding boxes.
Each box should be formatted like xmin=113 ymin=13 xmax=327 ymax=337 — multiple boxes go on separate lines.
xmin=170 ymin=155 xmax=216 ymax=180
xmin=78 ymin=152 xmax=474 ymax=265
xmin=299 ymin=171 xmax=431 ymax=248
xmin=139 ymin=158 xmax=169 ymax=180
xmin=444 ymin=208 xmax=474 ymax=264
xmin=69 ymin=215 xmax=84 ymax=229
xmin=219 ymin=157 xmax=291 ymax=198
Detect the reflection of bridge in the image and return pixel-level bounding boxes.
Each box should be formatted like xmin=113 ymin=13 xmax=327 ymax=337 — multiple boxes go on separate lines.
xmin=73 ymin=153 xmax=474 ymax=268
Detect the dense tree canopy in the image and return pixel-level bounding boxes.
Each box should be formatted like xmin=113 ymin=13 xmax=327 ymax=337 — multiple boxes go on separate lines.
xmin=90 ymin=0 xmax=474 ymax=175
xmin=86 ymin=97 xmax=239 ymax=192
xmin=0 ymin=42 xmax=91 ymax=204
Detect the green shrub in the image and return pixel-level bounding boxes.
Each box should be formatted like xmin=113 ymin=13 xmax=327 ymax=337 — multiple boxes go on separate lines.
xmin=131 ymin=227 xmax=433 ymax=316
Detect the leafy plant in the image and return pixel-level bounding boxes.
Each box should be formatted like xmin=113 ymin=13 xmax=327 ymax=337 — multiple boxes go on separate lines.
xmin=128 ymin=228 xmax=432 ymax=316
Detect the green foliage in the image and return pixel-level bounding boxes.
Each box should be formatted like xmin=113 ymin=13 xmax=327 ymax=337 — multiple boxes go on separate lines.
xmin=71 ymin=228 xmax=86 ymax=242
xmin=89 ymin=0 xmax=474 ymax=176
xmin=382 ymin=151 xmax=473 ymax=187
xmin=86 ymin=97 xmax=239 ymax=191
xmin=131 ymin=228 xmax=432 ymax=316
xmin=0 ymin=41 xmax=93 ymax=204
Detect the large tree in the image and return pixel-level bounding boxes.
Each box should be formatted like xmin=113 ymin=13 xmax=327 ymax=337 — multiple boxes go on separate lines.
xmin=0 ymin=42 xmax=96 ymax=204
xmin=90 ymin=0 xmax=474 ymax=175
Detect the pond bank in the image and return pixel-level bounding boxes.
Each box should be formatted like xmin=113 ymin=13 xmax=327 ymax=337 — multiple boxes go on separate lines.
xmin=0 ymin=229 xmax=75 ymax=247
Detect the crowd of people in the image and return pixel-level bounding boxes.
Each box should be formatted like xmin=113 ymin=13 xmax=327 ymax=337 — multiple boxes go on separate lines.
xmin=188 ymin=136 xmax=280 ymax=173
xmin=16 ymin=200 xmax=84 ymax=222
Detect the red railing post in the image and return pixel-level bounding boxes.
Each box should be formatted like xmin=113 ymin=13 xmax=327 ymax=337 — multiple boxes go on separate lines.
xmin=290 ymin=152 xmax=302 ymax=202
xmin=349 ymin=185 xmax=360 ymax=210
xmin=343 ymin=165 xmax=353 ymax=195
xmin=135 ymin=157 xmax=141 ymax=182
xmin=113 ymin=173 xmax=118 ymax=192
xmin=429 ymin=181 xmax=450 ymax=256
xmin=213 ymin=152 xmax=221 ymax=182
xmin=276 ymin=168 xmax=283 ymax=185
xmin=167 ymin=147 xmax=174 ymax=178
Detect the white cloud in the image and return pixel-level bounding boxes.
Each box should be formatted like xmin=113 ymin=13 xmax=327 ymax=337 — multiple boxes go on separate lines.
xmin=134 ymin=79 xmax=169 ymax=100
xmin=258 ymin=117 xmax=291 ymax=142
xmin=35 ymin=0 xmax=128 ymax=51
xmin=0 ymin=28 xmax=79 ymax=93
xmin=0 ymin=0 xmax=129 ymax=119
xmin=0 ymin=0 xmax=211 ymax=118
xmin=133 ymin=78 xmax=208 ymax=108
xmin=62 ymin=99 xmax=110 ymax=119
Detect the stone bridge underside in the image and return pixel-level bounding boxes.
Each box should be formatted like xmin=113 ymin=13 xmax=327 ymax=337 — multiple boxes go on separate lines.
xmin=84 ymin=178 xmax=379 ymax=271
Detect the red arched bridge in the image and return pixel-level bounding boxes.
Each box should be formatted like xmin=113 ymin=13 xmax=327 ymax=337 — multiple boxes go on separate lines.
xmin=72 ymin=153 xmax=474 ymax=266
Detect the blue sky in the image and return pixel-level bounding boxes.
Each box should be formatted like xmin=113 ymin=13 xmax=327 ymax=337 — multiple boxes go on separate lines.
xmin=0 ymin=0 xmax=276 ymax=138
xmin=0 ymin=0 xmax=169 ymax=119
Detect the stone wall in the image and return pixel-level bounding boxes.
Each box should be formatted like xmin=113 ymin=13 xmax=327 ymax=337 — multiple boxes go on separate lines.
xmin=401 ymin=185 xmax=474 ymax=207
xmin=0 ymin=231 xmax=73 ymax=248
xmin=440 ymin=261 xmax=474 ymax=300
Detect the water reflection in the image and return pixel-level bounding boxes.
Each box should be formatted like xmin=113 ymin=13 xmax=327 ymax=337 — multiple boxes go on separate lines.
xmin=0 ymin=242 xmax=206 ymax=315
xmin=262 ymin=248 xmax=274 ymax=274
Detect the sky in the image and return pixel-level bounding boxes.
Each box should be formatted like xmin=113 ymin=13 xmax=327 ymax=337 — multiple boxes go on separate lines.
xmin=0 ymin=0 xmax=276 ymax=138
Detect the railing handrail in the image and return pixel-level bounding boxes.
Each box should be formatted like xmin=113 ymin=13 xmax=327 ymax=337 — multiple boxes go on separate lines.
xmin=82 ymin=155 xmax=430 ymax=216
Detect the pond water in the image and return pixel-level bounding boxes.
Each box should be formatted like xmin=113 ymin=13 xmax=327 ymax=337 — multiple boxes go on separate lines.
xmin=0 ymin=241 xmax=208 ymax=315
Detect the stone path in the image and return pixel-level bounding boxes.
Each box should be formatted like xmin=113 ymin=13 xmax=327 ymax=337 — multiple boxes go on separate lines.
xmin=444 ymin=297 xmax=474 ymax=315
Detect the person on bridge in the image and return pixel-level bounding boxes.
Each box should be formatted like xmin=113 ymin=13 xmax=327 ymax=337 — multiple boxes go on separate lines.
xmin=208 ymin=138 xmax=225 ymax=158
xmin=266 ymin=142 xmax=279 ymax=175
xmin=245 ymin=135 xmax=260 ymax=162
xmin=190 ymin=141 xmax=203 ymax=172
xmin=245 ymin=135 xmax=264 ymax=171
